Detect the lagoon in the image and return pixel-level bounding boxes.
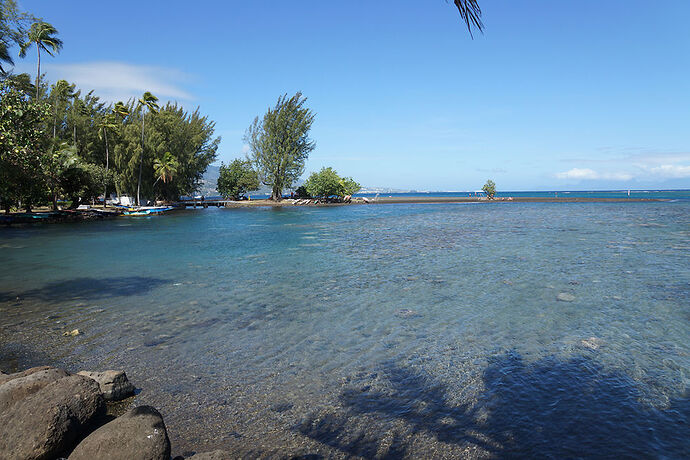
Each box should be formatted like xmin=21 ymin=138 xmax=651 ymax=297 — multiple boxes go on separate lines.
xmin=1 ymin=202 xmax=688 ymax=457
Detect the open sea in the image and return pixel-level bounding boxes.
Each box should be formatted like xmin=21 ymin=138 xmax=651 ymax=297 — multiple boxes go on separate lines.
xmin=1 ymin=199 xmax=689 ymax=457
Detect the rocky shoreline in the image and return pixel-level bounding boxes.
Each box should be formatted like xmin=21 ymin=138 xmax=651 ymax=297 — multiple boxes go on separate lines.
xmin=0 ymin=366 xmax=230 ymax=460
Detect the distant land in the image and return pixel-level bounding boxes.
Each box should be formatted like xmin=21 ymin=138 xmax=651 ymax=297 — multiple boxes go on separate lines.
xmin=198 ymin=165 xmax=413 ymax=197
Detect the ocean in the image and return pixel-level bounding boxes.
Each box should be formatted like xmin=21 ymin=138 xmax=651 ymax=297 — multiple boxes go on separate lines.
xmin=0 ymin=200 xmax=688 ymax=457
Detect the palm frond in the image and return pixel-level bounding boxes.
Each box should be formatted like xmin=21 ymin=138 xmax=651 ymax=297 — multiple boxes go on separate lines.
xmin=451 ymin=0 xmax=484 ymax=38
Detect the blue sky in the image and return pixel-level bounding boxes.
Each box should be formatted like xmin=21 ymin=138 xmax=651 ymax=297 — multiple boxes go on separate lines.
xmin=14 ymin=0 xmax=690 ymax=190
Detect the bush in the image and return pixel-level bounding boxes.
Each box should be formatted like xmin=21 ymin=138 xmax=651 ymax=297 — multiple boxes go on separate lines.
xmin=217 ymin=159 xmax=260 ymax=200
xmin=304 ymin=167 xmax=360 ymax=200
xmin=482 ymin=179 xmax=496 ymax=199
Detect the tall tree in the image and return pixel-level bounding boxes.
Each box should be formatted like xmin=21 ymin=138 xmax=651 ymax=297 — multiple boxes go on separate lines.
xmin=97 ymin=114 xmax=118 ymax=206
xmin=136 ymin=91 xmax=159 ymax=205
xmin=18 ymin=21 xmax=62 ymax=99
xmin=49 ymin=79 xmax=74 ymax=138
xmin=245 ymin=92 xmax=315 ymax=200
xmin=450 ymin=0 xmax=483 ymax=37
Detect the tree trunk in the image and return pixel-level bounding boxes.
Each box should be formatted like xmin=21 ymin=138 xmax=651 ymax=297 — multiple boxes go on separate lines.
xmin=52 ymin=190 xmax=58 ymax=211
xmin=103 ymin=131 xmax=109 ymax=207
xmin=137 ymin=112 xmax=145 ymax=206
xmin=35 ymin=44 xmax=40 ymax=100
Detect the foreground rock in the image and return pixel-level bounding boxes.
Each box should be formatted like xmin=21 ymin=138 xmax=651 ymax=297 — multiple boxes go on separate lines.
xmin=0 ymin=367 xmax=70 ymax=412
xmin=186 ymin=450 xmax=232 ymax=459
xmin=0 ymin=374 xmax=104 ymax=459
xmin=78 ymin=370 xmax=135 ymax=401
xmin=69 ymin=406 xmax=170 ymax=460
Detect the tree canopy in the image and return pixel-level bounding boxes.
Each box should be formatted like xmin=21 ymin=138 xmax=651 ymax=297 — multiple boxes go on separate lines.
xmin=482 ymin=179 xmax=496 ymax=199
xmin=217 ymin=159 xmax=259 ymax=200
xmin=245 ymin=92 xmax=315 ymax=200
xmin=304 ymin=167 xmax=361 ymax=200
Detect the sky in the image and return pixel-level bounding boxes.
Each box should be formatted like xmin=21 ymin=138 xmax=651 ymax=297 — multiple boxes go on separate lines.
xmin=13 ymin=0 xmax=690 ymax=191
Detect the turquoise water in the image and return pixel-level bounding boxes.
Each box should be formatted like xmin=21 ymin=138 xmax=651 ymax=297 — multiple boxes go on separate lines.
xmin=0 ymin=202 xmax=688 ymax=457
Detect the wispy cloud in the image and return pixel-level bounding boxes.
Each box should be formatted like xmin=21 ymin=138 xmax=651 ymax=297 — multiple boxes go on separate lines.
xmin=555 ymin=151 xmax=690 ymax=182
xmin=37 ymin=61 xmax=194 ymax=103
xmin=556 ymin=168 xmax=633 ymax=181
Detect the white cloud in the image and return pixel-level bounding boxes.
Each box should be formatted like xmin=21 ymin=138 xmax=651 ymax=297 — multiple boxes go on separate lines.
xmin=556 ymin=168 xmax=598 ymax=180
xmin=39 ymin=61 xmax=194 ymax=103
xmin=556 ymin=151 xmax=690 ymax=182
xmin=241 ymin=144 xmax=250 ymax=154
xmin=555 ymin=168 xmax=633 ymax=181
xmin=646 ymin=164 xmax=690 ymax=179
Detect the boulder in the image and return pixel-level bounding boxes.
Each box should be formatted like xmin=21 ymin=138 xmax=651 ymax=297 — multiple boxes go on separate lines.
xmin=0 ymin=367 xmax=70 ymax=411
xmin=77 ymin=370 xmax=135 ymax=401
xmin=0 ymin=374 xmax=104 ymax=460
xmin=0 ymin=365 xmax=54 ymax=385
xmin=187 ymin=450 xmax=232 ymax=460
xmin=69 ymin=405 xmax=170 ymax=460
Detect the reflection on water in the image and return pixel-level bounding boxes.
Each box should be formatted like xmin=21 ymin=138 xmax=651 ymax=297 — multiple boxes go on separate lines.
xmin=0 ymin=203 xmax=688 ymax=457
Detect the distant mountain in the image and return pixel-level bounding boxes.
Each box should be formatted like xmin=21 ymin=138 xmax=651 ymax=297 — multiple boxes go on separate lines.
xmin=197 ymin=165 xmax=220 ymax=196
xmin=198 ymin=166 xmax=408 ymax=197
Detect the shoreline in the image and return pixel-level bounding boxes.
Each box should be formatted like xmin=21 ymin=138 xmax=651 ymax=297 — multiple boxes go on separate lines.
xmin=0 ymin=196 xmax=669 ymax=225
xmin=219 ymin=196 xmax=666 ymax=207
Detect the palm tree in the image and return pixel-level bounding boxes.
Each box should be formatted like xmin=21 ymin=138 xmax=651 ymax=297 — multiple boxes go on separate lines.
xmin=451 ymin=0 xmax=483 ymax=37
xmin=136 ymin=91 xmax=159 ymax=206
xmin=98 ymin=114 xmax=118 ymax=207
xmin=18 ymin=21 xmax=63 ymax=100
xmin=113 ymin=101 xmax=130 ymax=121
xmin=153 ymin=152 xmax=179 ymax=200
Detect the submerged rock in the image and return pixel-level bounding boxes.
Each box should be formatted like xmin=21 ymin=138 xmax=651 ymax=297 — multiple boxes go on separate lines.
xmin=395 ymin=308 xmax=421 ymax=319
xmin=556 ymin=292 xmax=576 ymax=302
xmin=0 ymin=367 xmax=70 ymax=412
xmin=77 ymin=370 xmax=135 ymax=401
xmin=0 ymin=374 xmax=104 ymax=459
xmin=581 ymin=337 xmax=603 ymax=350
xmin=69 ymin=405 xmax=170 ymax=460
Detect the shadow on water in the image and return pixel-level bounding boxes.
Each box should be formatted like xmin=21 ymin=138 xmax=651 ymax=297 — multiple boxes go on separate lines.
xmin=0 ymin=276 xmax=169 ymax=303
xmin=297 ymin=351 xmax=689 ymax=458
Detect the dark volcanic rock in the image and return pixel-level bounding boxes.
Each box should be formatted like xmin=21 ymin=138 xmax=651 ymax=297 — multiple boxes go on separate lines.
xmin=77 ymin=370 xmax=135 ymax=401
xmin=69 ymin=405 xmax=170 ymax=460
xmin=0 ymin=367 xmax=70 ymax=411
xmin=187 ymin=450 xmax=232 ymax=460
xmin=0 ymin=365 xmax=54 ymax=385
xmin=0 ymin=374 xmax=104 ymax=460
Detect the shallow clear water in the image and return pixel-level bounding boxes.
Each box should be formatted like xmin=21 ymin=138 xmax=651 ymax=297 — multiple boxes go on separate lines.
xmin=1 ymin=202 xmax=688 ymax=458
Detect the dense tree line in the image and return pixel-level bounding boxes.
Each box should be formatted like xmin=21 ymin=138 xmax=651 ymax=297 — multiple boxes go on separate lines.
xmin=0 ymin=1 xmax=219 ymax=212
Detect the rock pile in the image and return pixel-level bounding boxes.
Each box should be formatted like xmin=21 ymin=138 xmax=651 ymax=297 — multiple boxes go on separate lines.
xmin=0 ymin=366 xmax=231 ymax=460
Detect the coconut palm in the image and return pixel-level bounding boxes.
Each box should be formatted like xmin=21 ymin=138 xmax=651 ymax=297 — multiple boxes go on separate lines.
xmin=18 ymin=21 xmax=63 ymax=99
xmin=153 ymin=151 xmax=179 ymax=196
xmin=451 ymin=0 xmax=483 ymax=37
xmin=98 ymin=114 xmax=118 ymax=206
xmin=136 ymin=91 xmax=159 ymax=206
xmin=113 ymin=101 xmax=130 ymax=121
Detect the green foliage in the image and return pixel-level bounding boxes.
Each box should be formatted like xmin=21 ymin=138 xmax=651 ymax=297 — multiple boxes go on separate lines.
xmin=0 ymin=0 xmax=35 ymax=75
xmin=113 ymin=102 xmax=219 ymax=202
xmin=0 ymin=82 xmax=50 ymax=211
xmin=154 ymin=151 xmax=179 ymax=185
xmin=482 ymin=179 xmax=496 ymax=198
xmin=304 ymin=167 xmax=361 ymax=200
xmin=217 ymin=159 xmax=259 ymax=200
xmin=245 ymin=92 xmax=315 ymax=200
xmin=294 ymin=185 xmax=310 ymax=198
